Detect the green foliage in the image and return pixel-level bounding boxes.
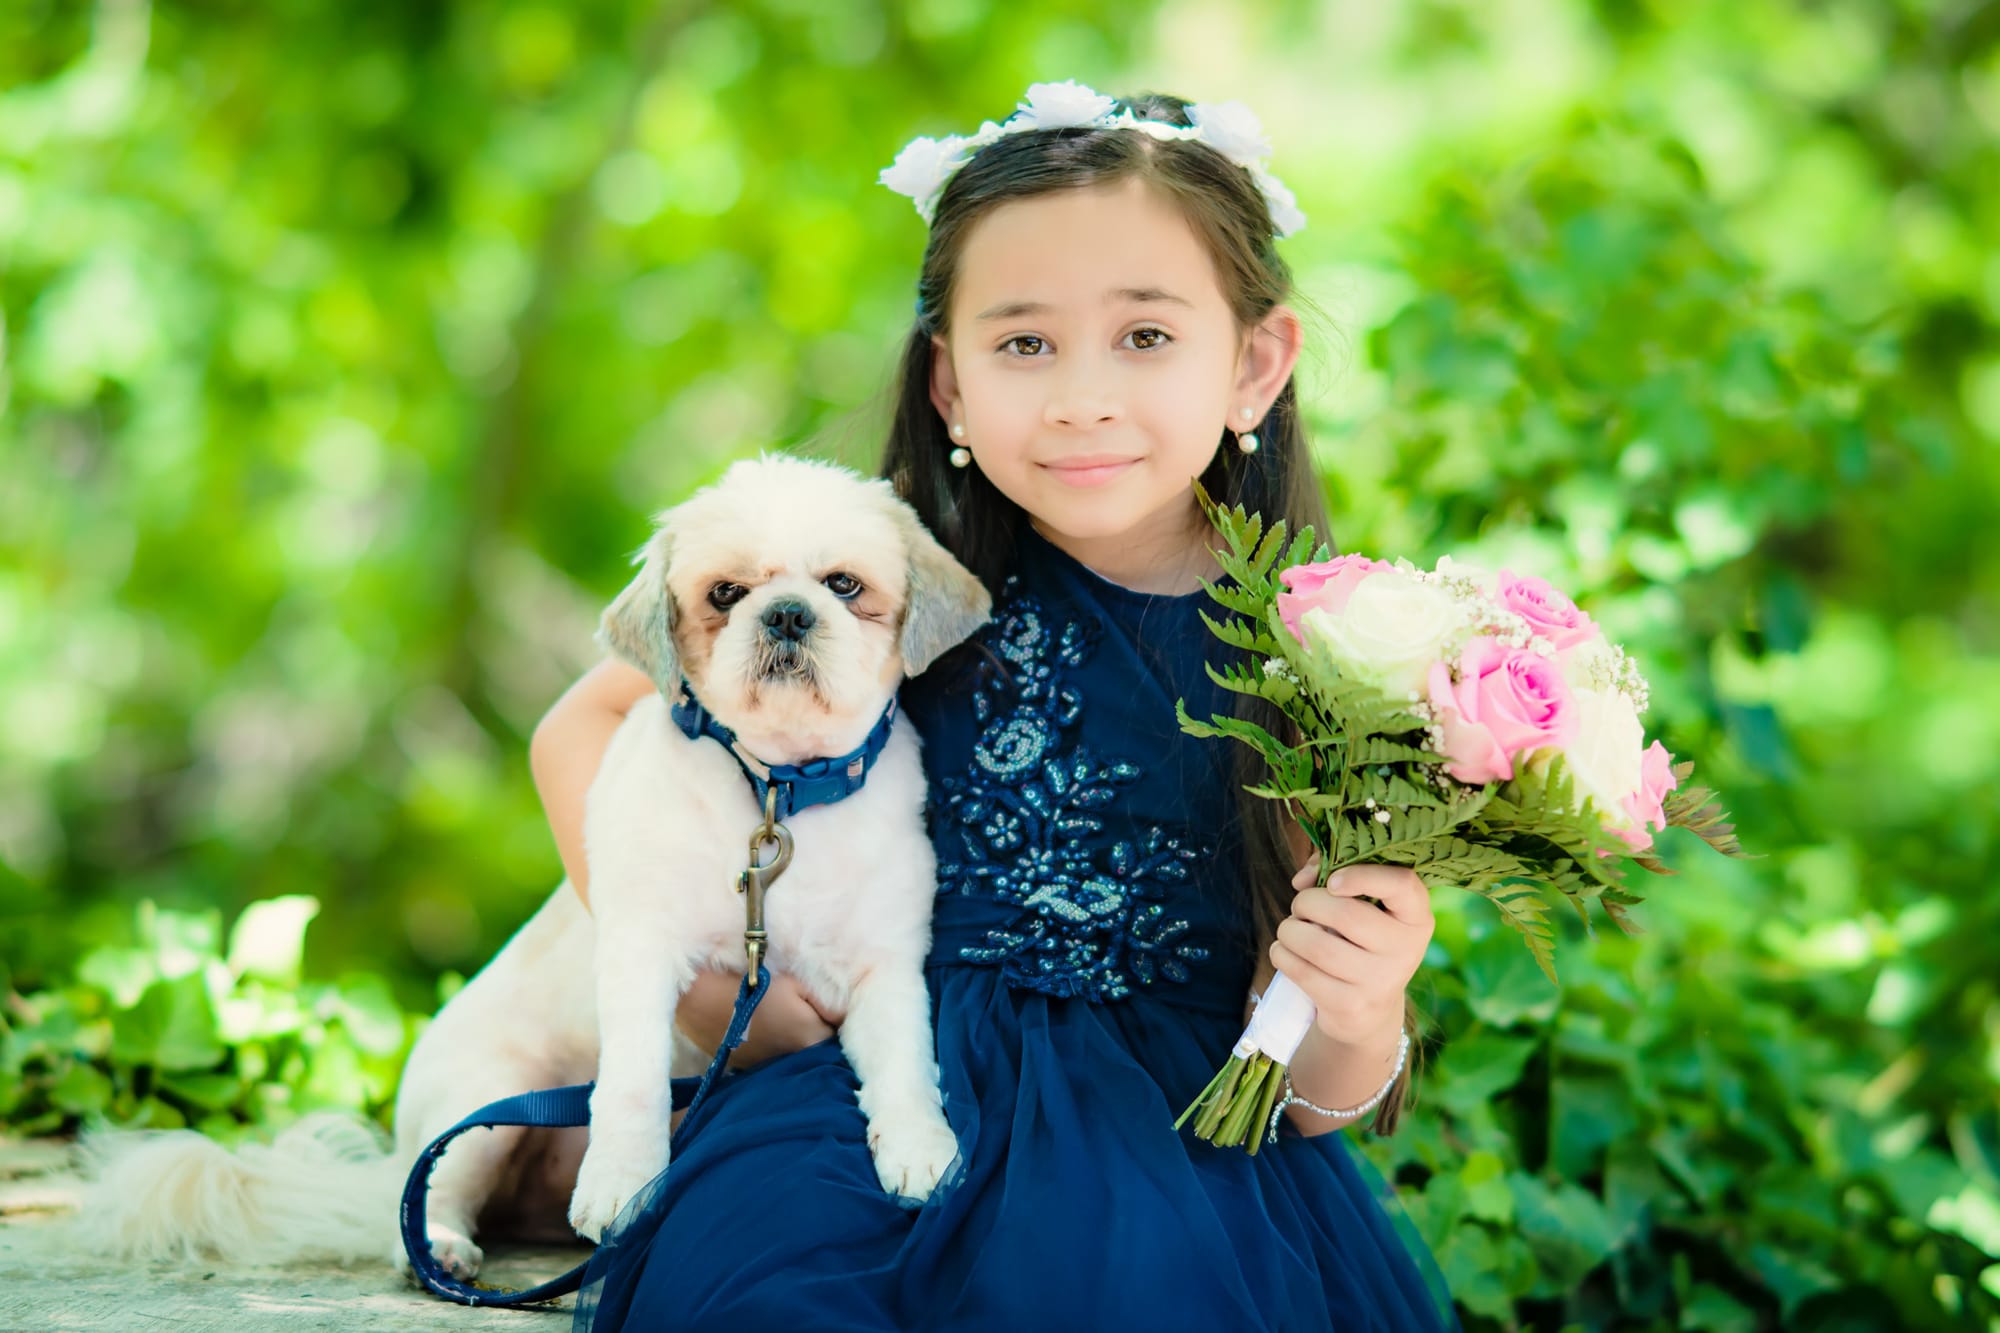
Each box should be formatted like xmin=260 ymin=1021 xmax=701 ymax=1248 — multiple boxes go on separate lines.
xmin=1 ymin=897 xmax=427 ymax=1139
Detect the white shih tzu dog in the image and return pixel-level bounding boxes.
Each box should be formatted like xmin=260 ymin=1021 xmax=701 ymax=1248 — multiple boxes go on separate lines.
xmin=77 ymin=454 xmax=992 ymax=1282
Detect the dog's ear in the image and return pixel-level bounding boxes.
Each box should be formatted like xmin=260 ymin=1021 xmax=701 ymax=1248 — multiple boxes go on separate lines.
xmin=891 ymin=505 xmax=992 ymax=676
xmin=596 ymin=522 xmax=680 ymax=694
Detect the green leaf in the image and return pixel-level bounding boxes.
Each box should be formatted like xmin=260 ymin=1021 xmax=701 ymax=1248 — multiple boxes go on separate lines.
xmin=111 ymin=974 xmax=225 ymax=1073
xmin=1460 ymin=927 xmax=1562 ymax=1025
xmin=76 ymin=947 xmax=157 ymax=1009
xmin=1435 ymin=1031 xmax=1539 ymax=1114
xmin=226 ymin=895 xmax=321 ymax=985
xmin=1510 ymin=1174 xmax=1619 ymax=1287
xmin=49 ymin=1061 xmax=113 ymax=1114
xmin=159 ymin=1071 xmax=244 ymax=1111
xmin=1462 ymin=1149 xmax=1516 ymax=1224
xmin=329 ymin=973 xmax=408 ymax=1057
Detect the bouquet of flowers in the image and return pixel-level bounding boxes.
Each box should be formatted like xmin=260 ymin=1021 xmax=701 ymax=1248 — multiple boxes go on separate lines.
xmin=1174 ymin=485 xmax=1747 ymax=1153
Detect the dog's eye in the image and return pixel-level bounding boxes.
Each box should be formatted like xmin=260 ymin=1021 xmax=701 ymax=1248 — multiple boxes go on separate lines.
xmin=822 ymin=572 xmax=862 ymax=600
xmin=708 ymin=582 xmax=748 ymax=610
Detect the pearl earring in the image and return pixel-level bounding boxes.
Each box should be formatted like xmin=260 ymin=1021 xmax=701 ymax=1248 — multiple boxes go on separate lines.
xmin=949 ymin=422 xmax=970 ymax=469
xmin=1235 ymin=406 xmax=1260 ymax=454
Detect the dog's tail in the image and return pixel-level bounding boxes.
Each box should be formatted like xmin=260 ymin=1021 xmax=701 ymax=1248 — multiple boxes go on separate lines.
xmin=75 ymin=1113 xmax=405 ymax=1265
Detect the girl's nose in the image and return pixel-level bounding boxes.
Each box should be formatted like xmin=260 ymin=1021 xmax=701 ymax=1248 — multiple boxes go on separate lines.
xmin=1040 ymin=344 xmax=1136 ymax=428
xmin=1043 ymin=359 xmax=1123 ymax=429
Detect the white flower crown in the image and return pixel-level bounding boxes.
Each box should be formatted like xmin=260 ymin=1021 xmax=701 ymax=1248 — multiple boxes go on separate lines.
xmin=877 ymin=80 xmax=1306 ymax=238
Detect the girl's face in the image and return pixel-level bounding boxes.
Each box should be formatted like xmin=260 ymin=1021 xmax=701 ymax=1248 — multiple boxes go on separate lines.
xmin=929 ymin=176 xmax=1300 ymax=589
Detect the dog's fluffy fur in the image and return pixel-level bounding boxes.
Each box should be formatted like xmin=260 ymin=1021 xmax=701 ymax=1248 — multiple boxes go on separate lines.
xmin=76 ymin=455 xmax=991 ymax=1279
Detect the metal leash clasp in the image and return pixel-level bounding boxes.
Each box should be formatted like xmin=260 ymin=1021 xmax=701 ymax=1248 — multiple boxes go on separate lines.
xmin=736 ymin=785 xmax=792 ymax=988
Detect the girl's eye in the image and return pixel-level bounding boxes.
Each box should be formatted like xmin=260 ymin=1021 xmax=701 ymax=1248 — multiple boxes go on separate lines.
xmin=1002 ymin=335 xmax=1046 ymax=358
xmin=1127 ymin=326 xmax=1172 ymax=351
xmin=708 ymin=582 xmax=748 ymax=610
xmin=822 ymin=572 xmax=863 ymax=600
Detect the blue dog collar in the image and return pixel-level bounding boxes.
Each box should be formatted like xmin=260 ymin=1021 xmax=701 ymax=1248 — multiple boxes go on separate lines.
xmin=669 ymin=681 xmax=899 ymax=820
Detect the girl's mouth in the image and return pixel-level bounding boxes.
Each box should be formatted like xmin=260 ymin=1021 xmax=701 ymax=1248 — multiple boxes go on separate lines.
xmin=1040 ymin=456 xmax=1139 ymax=488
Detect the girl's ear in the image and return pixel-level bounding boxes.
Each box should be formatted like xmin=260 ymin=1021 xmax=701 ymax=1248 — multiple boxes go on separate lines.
xmin=1233 ymin=303 xmax=1304 ymax=413
xmin=928 ymin=334 xmax=963 ymax=428
xmin=595 ymin=522 xmax=681 ymax=695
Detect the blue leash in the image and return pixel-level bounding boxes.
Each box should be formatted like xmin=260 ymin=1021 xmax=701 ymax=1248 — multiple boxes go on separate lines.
xmin=399 ymin=964 xmax=773 ymax=1307
xmin=403 ymin=692 xmax=858 ymax=1307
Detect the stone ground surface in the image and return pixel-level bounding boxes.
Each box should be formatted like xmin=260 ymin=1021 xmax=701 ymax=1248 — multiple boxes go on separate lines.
xmin=0 ymin=1138 xmax=590 ymax=1331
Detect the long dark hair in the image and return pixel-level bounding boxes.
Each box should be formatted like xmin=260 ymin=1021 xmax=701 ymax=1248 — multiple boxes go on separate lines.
xmin=877 ymin=91 xmax=1414 ymax=1131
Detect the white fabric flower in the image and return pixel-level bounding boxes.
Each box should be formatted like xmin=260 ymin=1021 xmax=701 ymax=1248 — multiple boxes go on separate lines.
xmin=1298 ymin=571 xmax=1465 ymax=698
xmin=1017 ymin=80 xmax=1117 ymax=130
xmin=963 ymin=118 xmax=1009 ymax=151
xmin=877 ymin=134 xmax=969 ymax=219
xmin=1187 ymin=100 xmax=1272 ymax=165
xmin=877 ymin=82 xmax=1307 ymax=241
xmin=1251 ymin=166 xmax=1307 ymax=237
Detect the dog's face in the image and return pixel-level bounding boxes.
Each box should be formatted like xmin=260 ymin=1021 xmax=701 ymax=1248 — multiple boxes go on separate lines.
xmin=597 ymin=455 xmax=992 ymax=763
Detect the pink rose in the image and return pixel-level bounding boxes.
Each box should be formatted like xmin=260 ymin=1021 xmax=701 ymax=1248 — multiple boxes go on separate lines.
xmin=1614 ymin=740 xmax=1679 ymax=852
xmin=1497 ymin=570 xmax=1597 ymax=653
xmin=1276 ymin=555 xmax=1391 ymax=643
xmin=1426 ymin=636 xmax=1579 ymax=784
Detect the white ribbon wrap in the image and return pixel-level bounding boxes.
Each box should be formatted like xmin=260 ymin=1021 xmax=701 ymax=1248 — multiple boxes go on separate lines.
xmin=1229 ymin=971 xmax=1317 ymax=1063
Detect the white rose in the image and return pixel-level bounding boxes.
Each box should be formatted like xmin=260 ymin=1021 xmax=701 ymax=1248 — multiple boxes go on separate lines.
xmin=1298 ymin=570 xmax=1464 ymax=698
xmin=1555 ymin=687 xmax=1644 ymax=830
xmin=878 ymin=135 xmax=968 ymax=218
xmin=1017 ymin=80 xmax=1117 ymax=130
xmin=1187 ymin=100 xmax=1272 ymax=165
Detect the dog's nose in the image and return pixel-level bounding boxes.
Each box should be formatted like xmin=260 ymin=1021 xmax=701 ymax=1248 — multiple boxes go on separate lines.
xmin=761 ymin=599 xmax=816 ymax=643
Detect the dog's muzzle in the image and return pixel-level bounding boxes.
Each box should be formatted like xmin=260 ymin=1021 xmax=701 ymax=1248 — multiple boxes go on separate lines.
xmin=755 ymin=598 xmax=817 ymax=677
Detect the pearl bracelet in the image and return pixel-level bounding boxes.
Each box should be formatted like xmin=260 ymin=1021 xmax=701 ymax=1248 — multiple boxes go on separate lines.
xmin=1265 ymin=1030 xmax=1411 ymax=1145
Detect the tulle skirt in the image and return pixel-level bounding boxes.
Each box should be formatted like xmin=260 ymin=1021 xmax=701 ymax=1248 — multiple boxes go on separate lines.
xmin=574 ymin=963 xmax=1457 ymax=1332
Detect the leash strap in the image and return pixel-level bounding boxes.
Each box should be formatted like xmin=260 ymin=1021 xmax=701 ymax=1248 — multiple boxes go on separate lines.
xmin=399 ymin=965 xmax=772 ymax=1308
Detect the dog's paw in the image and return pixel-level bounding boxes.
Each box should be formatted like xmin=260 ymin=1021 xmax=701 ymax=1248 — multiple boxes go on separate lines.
xmin=568 ymin=1138 xmax=668 ymax=1243
xmin=393 ymin=1223 xmax=484 ymax=1284
xmin=867 ymin=1107 xmax=960 ymax=1203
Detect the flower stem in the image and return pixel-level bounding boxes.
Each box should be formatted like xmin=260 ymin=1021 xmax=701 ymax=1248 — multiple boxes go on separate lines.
xmin=1174 ymin=1055 xmax=1243 ymax=1133
xmin=1245 ymin=1058 xmax=1288 ymax=1155
xmin=1193 ymin=1055 xmax=1249 ymax=1140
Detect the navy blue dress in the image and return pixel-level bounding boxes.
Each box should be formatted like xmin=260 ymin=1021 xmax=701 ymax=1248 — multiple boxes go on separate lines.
xmin=574 ymin=525 xmax=1457 ymax=1332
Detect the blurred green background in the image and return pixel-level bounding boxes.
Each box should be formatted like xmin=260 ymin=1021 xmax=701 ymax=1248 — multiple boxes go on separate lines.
xmin=3 ymin=0 xmax=1996 ymax=1328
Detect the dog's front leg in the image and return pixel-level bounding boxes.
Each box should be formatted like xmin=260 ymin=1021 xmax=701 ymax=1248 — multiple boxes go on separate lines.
xmin=568 ymin=901 xmax=690 ymax=1243
xmin=840 ymin=964 xmax=960 ymax=1203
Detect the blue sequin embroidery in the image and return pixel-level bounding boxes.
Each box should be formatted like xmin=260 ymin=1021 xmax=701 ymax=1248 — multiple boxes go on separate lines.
xmin=935 ymin=579 xmax=1210 ymax=1001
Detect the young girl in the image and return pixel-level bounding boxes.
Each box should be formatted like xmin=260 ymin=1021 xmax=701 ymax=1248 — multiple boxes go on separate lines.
xmin=531 ymin=85 xmax=1458 ymax=1331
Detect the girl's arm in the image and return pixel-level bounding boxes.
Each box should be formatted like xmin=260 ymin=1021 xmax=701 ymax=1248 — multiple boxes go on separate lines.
xmin=1247 ymin=821 xmax=1416 ymax=1139
xmin=528 ymin=657 xmax=844 ymax=1064
xmin=529 ymin=656 xmax=655 ymax=910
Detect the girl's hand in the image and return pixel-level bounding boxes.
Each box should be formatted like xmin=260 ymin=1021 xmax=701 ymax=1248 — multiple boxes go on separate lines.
xmin=1271 ymin=859 xmax=1434 ymax=1049
xmin=676 ymin=967 xmax=845 ymax=1069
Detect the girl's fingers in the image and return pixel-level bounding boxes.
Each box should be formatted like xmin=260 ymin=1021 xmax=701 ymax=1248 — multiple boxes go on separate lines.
xmin=1290 ymin=856 xmax=1322 ymax=890
xmin=1269 ymin=939 xmax=1370 ymax=1016
xmin=1290 ymin=891 xmax=1399 ymax=953
xmin=1322 ymin=864 xmax=1434 ymax=931
xmin=1276 ymin=915 xmax=1388 ymax=986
